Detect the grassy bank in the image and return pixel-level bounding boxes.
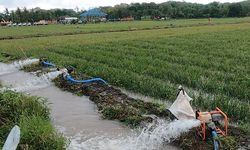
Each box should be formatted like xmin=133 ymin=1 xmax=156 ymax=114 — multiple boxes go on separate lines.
xmin=0 ymin=90 xmax=65 ymax=150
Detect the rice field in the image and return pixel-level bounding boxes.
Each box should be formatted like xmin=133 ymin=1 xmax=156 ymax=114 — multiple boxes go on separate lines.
xmin=0 ymin=17 xmax=250 ymax=39
xmin=0 ymin=19 xmax=249 ymax=123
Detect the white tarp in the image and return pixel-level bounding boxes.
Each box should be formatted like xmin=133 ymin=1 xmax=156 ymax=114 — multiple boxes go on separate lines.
xmin=169 ymin=89 xmax=195 ymax=120
xmin=2 ymin=125 xmax=20 ymax=150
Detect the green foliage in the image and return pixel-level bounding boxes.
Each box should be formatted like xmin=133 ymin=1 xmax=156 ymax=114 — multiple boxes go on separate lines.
xmin=0 ymin=91 xmax=65 ymax=149
xmin=0 ymin=52 xmax=21 ymax=62
xmin=93 ymin=102 xmax=152 ymax=127
xmin=0 ymin=90 xmax=50 ymax=125
xmin=18 ymin=116 xmax=65 ymax=150
xmin=2 ymin=7 xmax=77 ymax=23
xmin=103 ymin=1 xmax=250 ymax=19
xmin=2 ymin=1 xmax=250 ymax=23
xmin=102 ymin=105 xmax=127 ymax=120
xmin=238 ymin=122 xmax=250 ymax=133
xmin=124 ymin=115 xmax=148 ymax=127
xmin=217 ymin=136 xmax=237 ymax=150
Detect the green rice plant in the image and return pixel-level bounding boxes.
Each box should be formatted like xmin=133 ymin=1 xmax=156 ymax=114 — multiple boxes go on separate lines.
xmin=0 ymin=17 xmax=249 ymax=40
xmin=0 ymin=21 xmax=249 ymax=123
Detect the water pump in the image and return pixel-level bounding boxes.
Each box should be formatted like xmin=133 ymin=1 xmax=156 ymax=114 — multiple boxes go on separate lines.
xmin=168 ymin=86 xmax=228 ymax=150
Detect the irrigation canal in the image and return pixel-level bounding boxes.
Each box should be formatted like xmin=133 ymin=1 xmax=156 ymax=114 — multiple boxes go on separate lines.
xmin=0 ymin=61 xmax=191 ymax=150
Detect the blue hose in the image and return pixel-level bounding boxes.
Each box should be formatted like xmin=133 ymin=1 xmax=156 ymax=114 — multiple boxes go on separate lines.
xmin=41 ymin=61 xmax=56 ymax=67
xmin=211 ymin=130 xmax=219 ymax=150
xmin=66 ymin=75 xmax=107 ymax=84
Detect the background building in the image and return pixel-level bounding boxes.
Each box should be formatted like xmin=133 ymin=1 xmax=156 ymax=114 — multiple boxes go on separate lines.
xmin=80 ymin=8 xmax=107 ymax=23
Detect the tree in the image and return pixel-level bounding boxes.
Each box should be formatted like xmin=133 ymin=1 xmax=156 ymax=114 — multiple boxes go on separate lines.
xmin=208 ymin=2 xmax=221 ymax=17
xmin=22 ymin=7 xmax=29 ymax=22
xmin=0 ymin=13 xmax=4 ymax=21
xmin=15 ymin=7 xmax=22 ymax=23
xmin=4 ymin=8 xmax=10 ymax=21
xmin=10 ymin=10 xmax=15 ymax=22
xmin=228 ymin=3 xmax=243 ymax=17
xmin=2 ymin=0 xmax=250 ymax=23
xmin=241 ymin=0 xmax=250 ymax=16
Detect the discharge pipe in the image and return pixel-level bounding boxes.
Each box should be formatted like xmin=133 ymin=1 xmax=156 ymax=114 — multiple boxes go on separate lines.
xmin=66 ymin=75 xmax=107 ymax=84
xmin=41 ymin=61 xmax=56 ymax=67
xmin=208 ymin=122 xmax=219 ymax=150
xmin=39 ymin=57 xmax=56 ymax=67
xmin=62 ymin=66 xmax=107 ymax=84
xmin=211 ymin=130 xmax=219 ymax=150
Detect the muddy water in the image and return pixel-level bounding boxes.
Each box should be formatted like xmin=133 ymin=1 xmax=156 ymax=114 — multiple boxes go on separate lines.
xmin=0 ymin=61 xmax=184 ymax=150
xmin=32 ymin=87 xmax=129 ymax=138
xmin=0 ymin=71 xmax=129 ymax=138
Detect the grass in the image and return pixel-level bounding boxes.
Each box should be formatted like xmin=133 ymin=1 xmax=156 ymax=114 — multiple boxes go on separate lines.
xmin=0 ymin=19 xmax=249 ymax=123
xmin=0 ymin=17 xmax=249 ymax=39
xmin=0 ymin=90 xmax=65 ymax=149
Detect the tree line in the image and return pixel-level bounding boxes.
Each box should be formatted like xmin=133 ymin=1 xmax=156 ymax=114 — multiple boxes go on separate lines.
xmin=0 ymin=7 xmax=79 ymax=22
xmin=1 ymin=0 xmax=250 ymax=23
xmin=102 ymin=0 xmax=250 ymax=20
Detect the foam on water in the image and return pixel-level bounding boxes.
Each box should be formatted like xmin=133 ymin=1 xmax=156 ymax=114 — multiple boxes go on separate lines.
xmin=9 ymin=71 xmax=62 ymax=92
xmin=0 ymin=59 xmax=39 ymax=75
xmin=67 ymin=119 xmax=200 ymax=150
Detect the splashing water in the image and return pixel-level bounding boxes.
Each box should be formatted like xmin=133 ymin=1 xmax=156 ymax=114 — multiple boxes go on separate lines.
xmin=0 ymin=59 xmax=39 ymax=75
xmin=9 ymin=71 xmax=62 ymax=92
xmin=68 ymin=119 xmax=200 ymax=150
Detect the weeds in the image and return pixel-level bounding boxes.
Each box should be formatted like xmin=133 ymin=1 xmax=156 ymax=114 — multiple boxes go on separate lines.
xmin=0 ymin=90 xmax=65 ymax=149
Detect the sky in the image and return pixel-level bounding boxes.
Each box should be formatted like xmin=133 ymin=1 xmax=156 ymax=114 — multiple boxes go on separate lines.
xmin=0 ymin=0 xmax=244 ymax=13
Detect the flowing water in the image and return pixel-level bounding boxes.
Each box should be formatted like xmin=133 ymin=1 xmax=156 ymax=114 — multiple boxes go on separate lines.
xmin=0 ymin=59 xmax=39 ymax=76
xmin=0 ymin=60 xmax=200 ymax=150
xmin=68 ymin=119 xmax=200 ymax=150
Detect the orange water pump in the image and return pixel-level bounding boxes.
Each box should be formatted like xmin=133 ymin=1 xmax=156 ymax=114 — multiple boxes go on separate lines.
xmin=196 ymin=107 xmax=228 ymax=140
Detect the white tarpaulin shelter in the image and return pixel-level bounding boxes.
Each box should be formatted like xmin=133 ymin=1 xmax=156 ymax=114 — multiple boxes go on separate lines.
xmin=169 ymin=87 xmax=195 ymax=120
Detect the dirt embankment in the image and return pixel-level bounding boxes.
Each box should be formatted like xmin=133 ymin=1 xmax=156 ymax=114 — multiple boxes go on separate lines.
xmin=53 ymin=73 xmax=171 ymax=127
xmin=21 ymin=63 xmax=250 ymax=150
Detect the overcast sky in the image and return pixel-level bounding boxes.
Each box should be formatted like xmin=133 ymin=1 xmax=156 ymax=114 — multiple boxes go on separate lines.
xmin=0 ymin=0 xmax=244 ymax=13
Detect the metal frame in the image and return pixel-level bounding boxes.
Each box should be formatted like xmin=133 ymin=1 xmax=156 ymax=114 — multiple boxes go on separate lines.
xmin=197 ymin=107 xmax=228 ymax=140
